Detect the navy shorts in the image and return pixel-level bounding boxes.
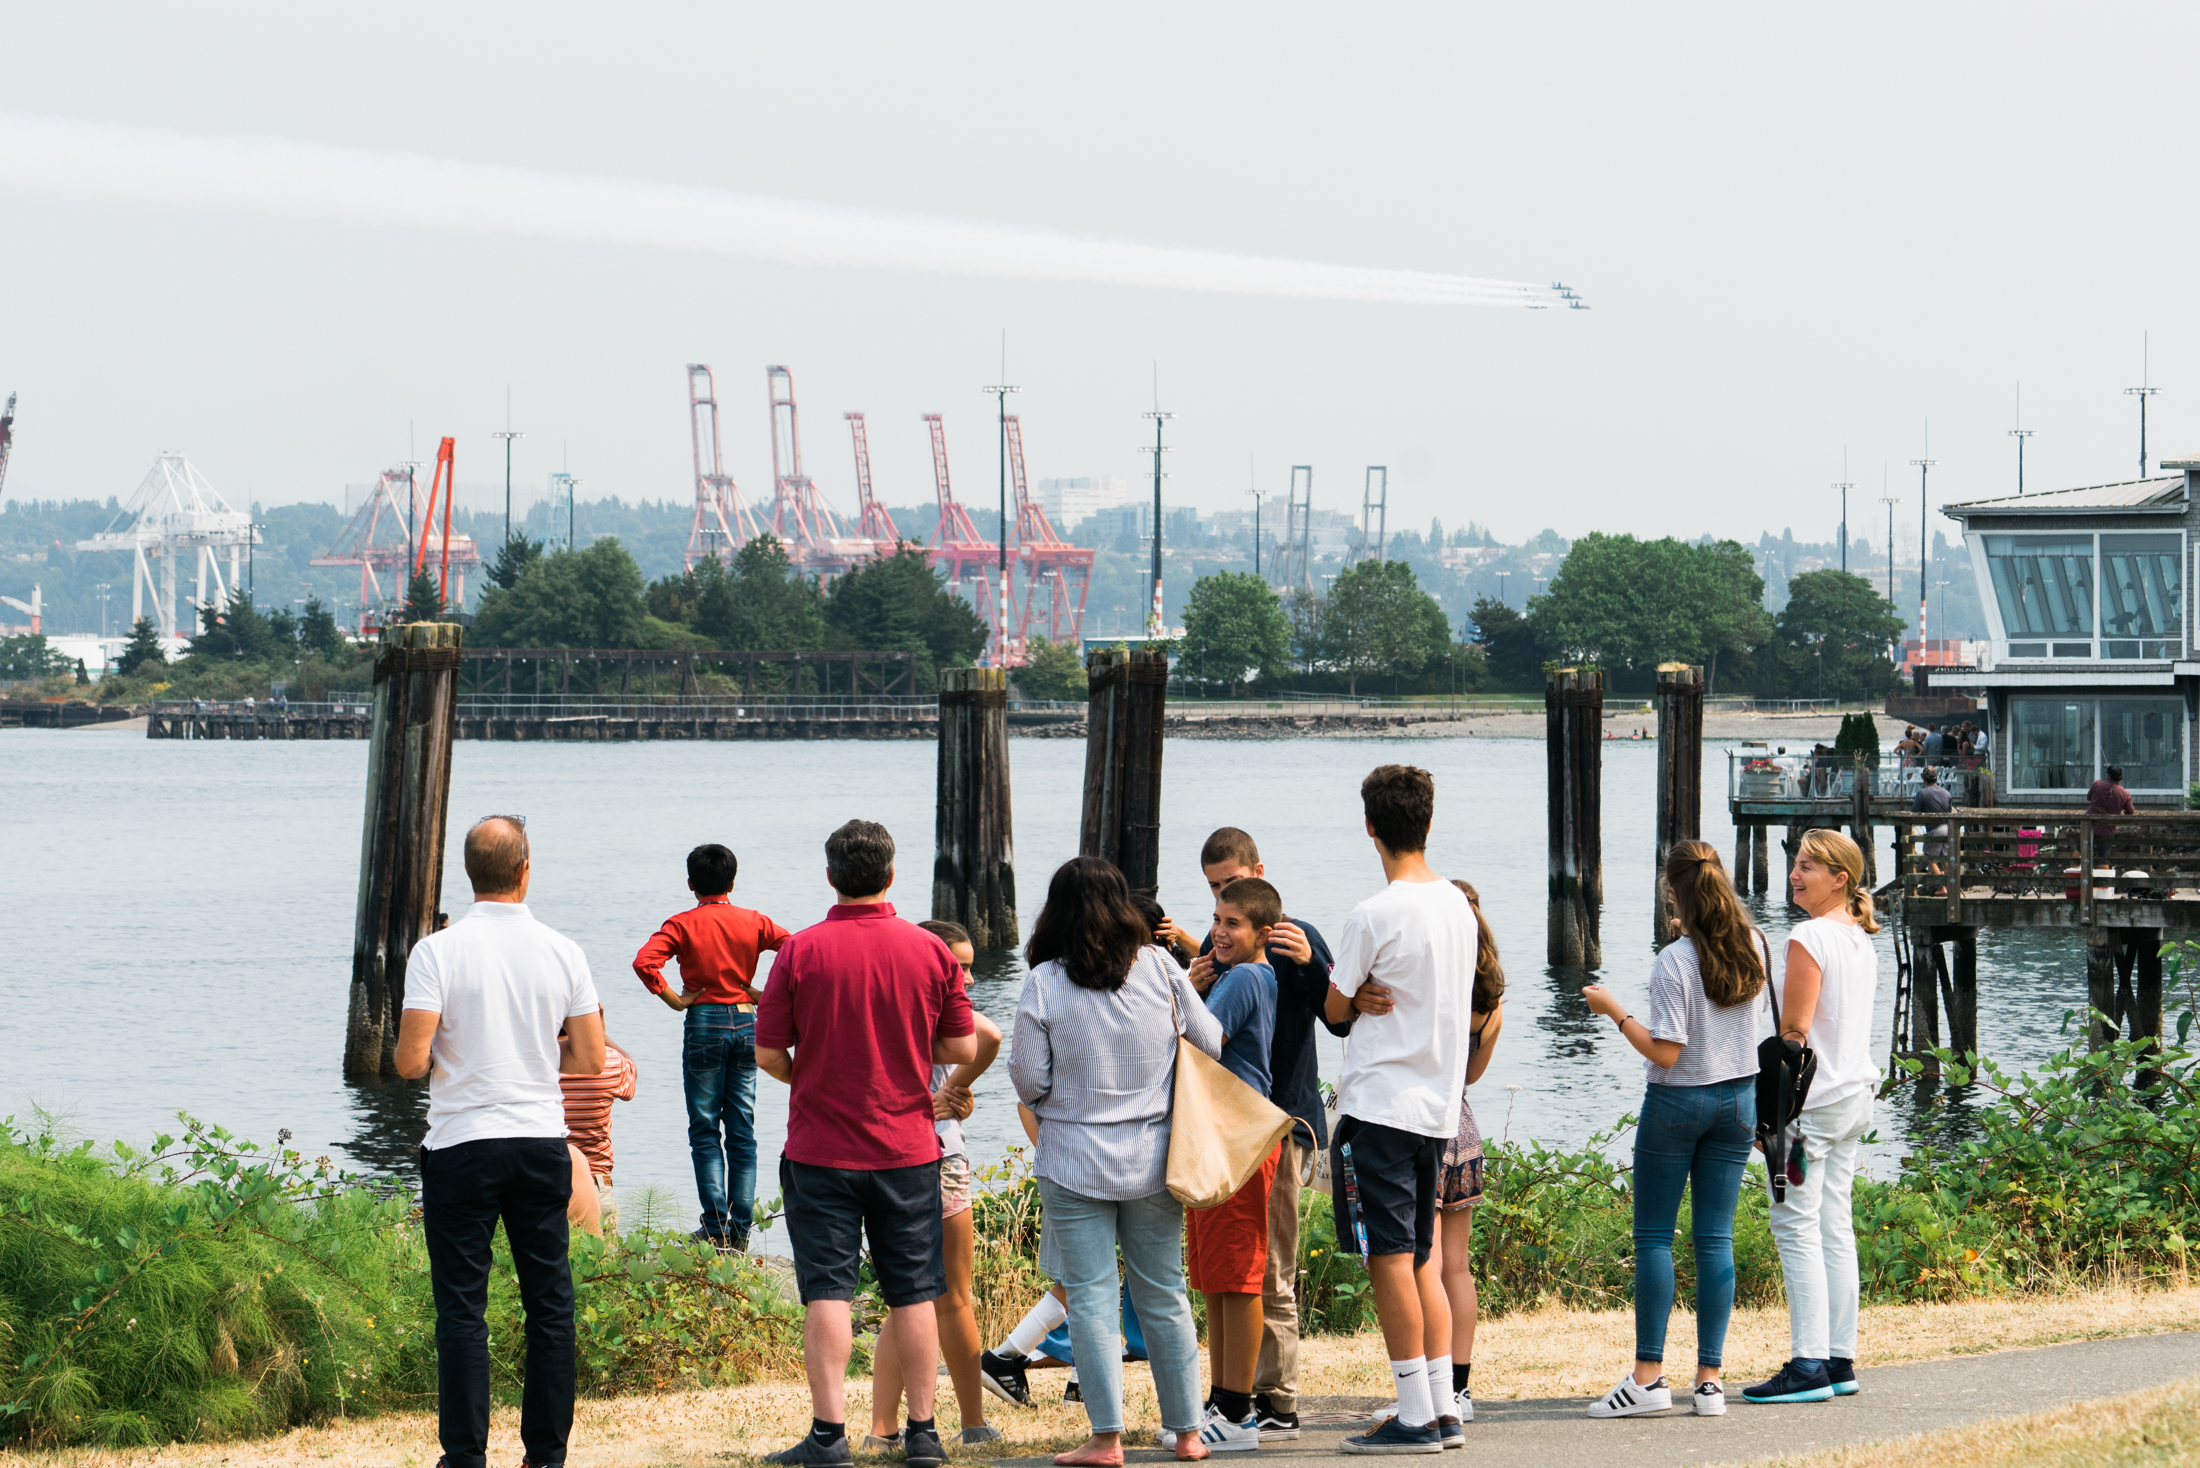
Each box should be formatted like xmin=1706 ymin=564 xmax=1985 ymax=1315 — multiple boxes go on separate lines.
xmin=1331 ymin=1115 xmax=1442 ymax=1267
xmin=781 ymin=1157 xmax=946 ymax=1307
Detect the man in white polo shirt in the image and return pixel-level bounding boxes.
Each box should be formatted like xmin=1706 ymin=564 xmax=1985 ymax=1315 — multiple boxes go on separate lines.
xmin=397 ymin=815 xmax=604 ymax=1468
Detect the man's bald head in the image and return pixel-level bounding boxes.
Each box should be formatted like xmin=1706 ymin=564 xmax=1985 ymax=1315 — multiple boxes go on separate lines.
xmin=465 ymin=816 xmax=531 ymax=898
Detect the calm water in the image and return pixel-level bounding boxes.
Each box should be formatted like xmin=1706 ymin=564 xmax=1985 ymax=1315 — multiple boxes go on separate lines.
xmin=3 ymin=729 xmax=2088 ymax=1250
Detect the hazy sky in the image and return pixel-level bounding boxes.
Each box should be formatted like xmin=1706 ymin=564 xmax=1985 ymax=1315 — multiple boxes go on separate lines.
xmin=3 ymin=3 xmax=2197 ymax=555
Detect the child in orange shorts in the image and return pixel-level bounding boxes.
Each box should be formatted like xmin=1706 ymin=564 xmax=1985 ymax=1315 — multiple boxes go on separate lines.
xmin=1186 ymin=876 xmax=1283 ymax=1452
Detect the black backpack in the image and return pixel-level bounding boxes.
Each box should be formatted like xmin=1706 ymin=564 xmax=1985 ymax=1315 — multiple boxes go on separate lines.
xmin=1755 ymin=936 xmax=1817 ymax=1202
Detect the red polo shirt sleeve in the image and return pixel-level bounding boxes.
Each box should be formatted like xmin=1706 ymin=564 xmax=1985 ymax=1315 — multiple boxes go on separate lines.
xmin=632 ymin=917 xmax=683 ymax=996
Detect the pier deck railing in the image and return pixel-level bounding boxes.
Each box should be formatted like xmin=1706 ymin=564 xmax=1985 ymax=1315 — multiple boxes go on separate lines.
xmin=1730 ymin=750 xmax=1973 ymax=803
xmin=1890 ymin=808 xmax=2200 ymax=928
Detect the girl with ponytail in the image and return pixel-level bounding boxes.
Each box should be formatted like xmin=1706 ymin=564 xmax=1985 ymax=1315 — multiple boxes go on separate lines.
xmin=1740 ymin=828 xmax=1880 ymax=1407
xmin=1580 ymin=842 xmax=1769 ymax=1421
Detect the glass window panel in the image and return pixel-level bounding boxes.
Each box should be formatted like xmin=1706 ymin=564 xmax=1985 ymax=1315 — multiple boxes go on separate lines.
xmin=2099 ymin=697 xmax=2184 ymax=791
xmin=2011 ymin=698 xmax=2095 ymax=790
xmin=2098 ymin=534 xmax=2181 ymax=641
xmin=2007 ymin=642 xmax=2046 ymax=658
xmin=1984 ymin=535 xmax=2094 ymax=637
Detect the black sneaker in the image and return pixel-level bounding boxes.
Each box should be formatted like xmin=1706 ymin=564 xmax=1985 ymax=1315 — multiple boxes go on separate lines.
xmin=767 ymin=1433 xmax=854 ymax=1465
xmin=1435 ymin=1414 xmax=1463 ymax=1449
xmin=689 ymin=1226 xmax=735 ymax=1254
xmin=1063 ymin=1378 xmax=1083 ymax=1405
xmin=1740 ymin=1359 xmax=1834 ymax=1404
xmin=1827 ymin=1358 xmax=1858 ymax=1396
xmin=1339 ymin=1416 xmax=1443 ymax=1455
xmin=978 ymin=1349 xmax=1032 ymax=1407
xmin=1254 ymin=1396 xmax=1301 ymax=1442
xmin=902 ymin=1424 xmax=945 ymax=1468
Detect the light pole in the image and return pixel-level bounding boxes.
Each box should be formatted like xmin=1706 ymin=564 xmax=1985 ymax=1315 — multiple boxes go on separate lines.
xmin=2127 ymin=333 xmax=2159 ymax=479
xmin=1143 ymin=406 xmax=1173 ymax=637
xmin=494 ymin=428 xmax=524 ymax=547
xmin=1497 ymin=571 xmax=1510 ymax=606
xmin=1834 ymin=474 xmax=1853 ymax=574
xmin=1911 ymin=438 xmax=1936 ymax=649
xmin=95 ymin=582 xmax=111 ymax=638
xmin=982 ymin=362 xmax=1019 ymax=667
xmin=1881 ymin=490 xmax=1901 ymax=647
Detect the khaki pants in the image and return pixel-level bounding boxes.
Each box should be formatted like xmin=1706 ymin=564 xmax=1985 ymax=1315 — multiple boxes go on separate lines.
xmin=1252 ymin=1136 xmax=1309 ymax=1411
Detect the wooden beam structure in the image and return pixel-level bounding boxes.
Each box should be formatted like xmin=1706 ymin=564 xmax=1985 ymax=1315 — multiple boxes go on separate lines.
xmin=933 ymin=667 xmax=1017 ymax=948
xmin=1545 ymin=667 xmax=1603 ymax=967
xmin=1080 ymin=646 xmax=1168 ymax=895
xmin=1652 ymin=663 xmax=1704 ymax=942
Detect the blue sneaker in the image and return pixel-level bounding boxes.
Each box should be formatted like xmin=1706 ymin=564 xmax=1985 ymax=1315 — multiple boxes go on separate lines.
xmin=1741 ymin=1360 xmax=1834 ymax=1404
xmin=1827 ymin=1358 xmax=1859 ymax=1397
xmin=1340 ymin=1416 xmax=1443 ymax=1455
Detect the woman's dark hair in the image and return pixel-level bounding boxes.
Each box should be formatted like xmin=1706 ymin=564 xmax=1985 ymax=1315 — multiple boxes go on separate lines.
xmin=1451 ymin=880 xmax=1506 ymax=1015
xmin=1025 ymin=856 xmax=1148 ymax=992
xmin=1666 ymin=840 xmax=1766 ymax=1007
xmin=1130 ymin=892 xmax=1166 ymax=933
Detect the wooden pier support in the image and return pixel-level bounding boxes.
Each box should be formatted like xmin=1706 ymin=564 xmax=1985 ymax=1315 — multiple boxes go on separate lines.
xmin=2137 ymin=932 xmax=2166 ymax=1088
xmin=1732 ymin=824 xmax=1753 ymax=898
xmin=1751 ymin=824 xmax=1770 ymax=894
xmin=1914 ymin=935 xmax=1945 ymax=1075
xmin=1849 ymin=755 xmax=1879 ymax=887
xmin=1081 ymin=646 xmax=1168 ymax=894
xmin=2086 ymin=928 xmax=2118 ymax=1053
xmin=1949 ymin=927 xmax=1978 ymax=1061
xmin=933 ymin=667 xmax=1017 ymax=948
xmin=345 ymin=622 xmax=462 ymax=1081
xmin=1652 ymin=663 xmax=1705 ymax=942
xmin=1545 ymin=667 xmax=1603 ymax=968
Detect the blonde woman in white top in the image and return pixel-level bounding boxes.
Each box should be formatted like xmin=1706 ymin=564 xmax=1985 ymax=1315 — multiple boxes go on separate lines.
xmin=1741 ymin=828 xmax=1880 ymax=1406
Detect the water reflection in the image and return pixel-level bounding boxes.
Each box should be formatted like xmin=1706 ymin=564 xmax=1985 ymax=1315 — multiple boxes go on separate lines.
xmin=343 ymin=1076 xmax=429 ymax=1183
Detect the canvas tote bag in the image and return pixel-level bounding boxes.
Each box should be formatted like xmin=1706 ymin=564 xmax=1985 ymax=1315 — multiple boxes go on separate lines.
xmin=1164 ymin=973 xmax=1296 ymax=1210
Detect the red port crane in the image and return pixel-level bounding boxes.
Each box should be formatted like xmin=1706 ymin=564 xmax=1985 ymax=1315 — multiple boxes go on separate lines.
xmin=311 ymin=458 xmax=481 ymax=634
xmin=1006 ymin=415 xmax=1093 ymax=656
xmin=922 ymin=413 xmax=1006 ymax=663
xmin=767 ymin=365 xmax=847 ymax=551
xmin=844 ymin=412 xmax=903 ymax=544
xmin=415 ymin=436 xmax=459 ymax=608
xmin=684 ymin=364 xmax=756 ymax=569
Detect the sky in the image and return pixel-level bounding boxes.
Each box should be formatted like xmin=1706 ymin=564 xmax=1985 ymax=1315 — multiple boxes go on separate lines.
xmin=3 ymin=3 xmax=2198 ymax=559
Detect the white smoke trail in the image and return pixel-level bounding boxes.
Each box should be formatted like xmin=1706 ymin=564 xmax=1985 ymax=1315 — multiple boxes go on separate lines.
xmin=0 ymin=113 xmax=1577 ymax=309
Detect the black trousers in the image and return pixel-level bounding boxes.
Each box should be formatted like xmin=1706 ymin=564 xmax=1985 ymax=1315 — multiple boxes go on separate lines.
xmin=421 ymin=1135 xmax=576 ymax=1468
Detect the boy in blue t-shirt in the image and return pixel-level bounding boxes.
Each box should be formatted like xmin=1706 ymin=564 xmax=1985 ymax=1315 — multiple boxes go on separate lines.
xmin=1188 ymin=876 xmax=1282 ymax=1452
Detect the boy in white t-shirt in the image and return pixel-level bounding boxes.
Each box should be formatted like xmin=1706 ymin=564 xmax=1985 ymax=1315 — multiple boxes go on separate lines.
xmin=1322 ymin=765 xmax=1479 ymax=1455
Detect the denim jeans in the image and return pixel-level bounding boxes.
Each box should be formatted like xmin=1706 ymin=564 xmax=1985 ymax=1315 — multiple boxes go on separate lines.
xmin=1036 ymin=1177 xmax=1205 ymax=1436
xmin=1632 ymin=1077 xmax=1755 ymax=1368
xmin=683 ymin=1004 xmax=757 ymax=1241
xmin=1767 ymin=1089 xmax=1873 ymax=1364
xmin=420 ymin=1136 xmax=576 ymax=1468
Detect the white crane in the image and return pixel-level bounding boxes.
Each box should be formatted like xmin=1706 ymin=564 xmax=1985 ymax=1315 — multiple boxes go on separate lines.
xmin=0 ymin=583 xmax=37 ymax=634
xmin=77 ymin=452 xmax=256 ymax=639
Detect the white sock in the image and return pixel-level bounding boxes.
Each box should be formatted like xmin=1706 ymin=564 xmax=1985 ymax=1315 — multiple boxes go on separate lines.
xmin=1001 ymin=1293 xmax=1068 ymax=1358
xmin=1427 ymin=1355 xmax=1454 ymax=1411
xmin=1390 ymin=1358 xmax=1435 ymax=1429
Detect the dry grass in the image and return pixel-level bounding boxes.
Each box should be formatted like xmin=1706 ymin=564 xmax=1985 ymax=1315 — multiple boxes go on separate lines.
xmin=5 ymin=1282 xmax=2195 ymax=1468
xmin=1734 ymin=1372 xmax=2200 ymax=1468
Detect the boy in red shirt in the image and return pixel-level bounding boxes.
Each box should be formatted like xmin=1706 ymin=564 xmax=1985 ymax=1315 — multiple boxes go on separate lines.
xmin=633 ymin=842 xmax=790 ymax=1251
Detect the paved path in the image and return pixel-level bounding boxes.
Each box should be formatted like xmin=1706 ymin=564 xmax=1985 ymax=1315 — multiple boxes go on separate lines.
xmin=1015 ymin=1333 xmax=2199 ymax=1468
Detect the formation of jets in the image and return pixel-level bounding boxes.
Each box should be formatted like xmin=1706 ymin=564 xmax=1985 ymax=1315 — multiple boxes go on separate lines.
xmin=1529 ymin=282 xmax=1591 ymax=311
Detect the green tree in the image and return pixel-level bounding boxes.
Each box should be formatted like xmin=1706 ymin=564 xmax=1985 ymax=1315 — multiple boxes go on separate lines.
xmin=188 ymin=593 xmax=283 ymax=663
xmin=1469 ymin=596 xmax=1543 ymax=687
xmin=401 ymin=569 xmax=444 ymax=623
xmin=297 ymin=597 xmax=348 ymax=659
xmin=1319 ymin=559 xmax=1446 ymax=695
xmin=1529 ymin=534 xmax=1770 ymax=691
xmin=472 ymin=538 xmax=648 ymax=648
xmin=1020 ymin=636 xmax=1088 ymax=701
xmin=711 ymin=537 xmax=827 ymax=651
xmin=484 ymin=535 xmax=543 ymax=591
xmin=825 ymin=545 xmax=988 ymax=673
xmin=0 ymin=633 xmax=66 ymax=681
xmin=1769 ymin=569 xmax=1905 ymax=701
xmin=1179 ymin=571 xmax=1292 ymax=694
xmin=117 ymin=616 xmax=167 ymax=675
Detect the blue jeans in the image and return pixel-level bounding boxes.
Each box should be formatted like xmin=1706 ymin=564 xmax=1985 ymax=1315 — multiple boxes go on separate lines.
xmin=1633 ymin=1077 xmax=1755 ymax=1368
xmin=683 ymin=1005 xmax=757 ymax=1241
xmin=1036 ymin=1178 xmax=1204 ymax=1437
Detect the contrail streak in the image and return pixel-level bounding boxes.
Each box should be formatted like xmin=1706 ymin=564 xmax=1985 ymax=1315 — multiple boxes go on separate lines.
xmin=0 ymin=113 xmax=1577 ymax=309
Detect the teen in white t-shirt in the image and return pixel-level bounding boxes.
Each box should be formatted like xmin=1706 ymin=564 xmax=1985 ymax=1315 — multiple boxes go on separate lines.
xmin=1321 ymin=765 xmax=1479 ymax=1452
xmin=1742 ymin=829 xmax=1881 ymax=1408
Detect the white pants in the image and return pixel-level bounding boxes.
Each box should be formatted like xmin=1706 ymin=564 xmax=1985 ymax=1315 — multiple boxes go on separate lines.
xmin=1766 ymin=1088 xmax=1872 ymax=1362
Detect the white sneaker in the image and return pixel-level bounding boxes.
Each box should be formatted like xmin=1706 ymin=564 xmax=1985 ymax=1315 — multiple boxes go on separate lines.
xmin=1199 ymin=1408 xmax=1261 ymax=1453
xmin=1692 ymin=1381 xmax=1726 ymax=1416
xmin=1586 ymin=1373 xmax=1672 ymax=1418
xmin=1454 ymin=1387 xmax=1472 ymax=1424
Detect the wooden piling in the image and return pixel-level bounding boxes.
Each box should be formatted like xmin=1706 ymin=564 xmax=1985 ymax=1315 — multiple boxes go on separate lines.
xmin=1949 ymin=926 xmax=1978 ymax=1061
xmin=2136 ymin=930 xmax=2166 ymax=1088
xmin=2085 ymin=928 xmax=2117 ymax=1053
xmin=1915 ymin=937 xmax=1946 ymax=1075
xmin=1750 ymin=825 xmax=1770 ymax=894
xmin=1081 ymin=646 xmax=1169 ymax=894
xmin=1850 ymin=754 xmax=1878 ymax=887
xmin=1732 ymin=823 xmax=1753 ymax=898
xmin=1545 ymin=667 xmax=1603 ymax=967
xmin=933 ymin=666 xmax=1017 ymax=948
xmin=1652 ymin=663 xmax=1705 ymax=942
xmin=345 ymin=622 xmax=463 ymax=1081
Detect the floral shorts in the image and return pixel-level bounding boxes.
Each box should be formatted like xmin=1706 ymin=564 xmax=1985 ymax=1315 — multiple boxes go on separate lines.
xmin=1438 ymin=1100 xmax=1486 ymax=1212
xmin=941 ymin=1153 xmax=973 ymax=1219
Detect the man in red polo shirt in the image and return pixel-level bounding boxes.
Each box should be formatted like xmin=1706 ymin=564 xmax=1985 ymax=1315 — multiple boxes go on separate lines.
xmin=756 ymin=819 xmax=976 ymax=1468
xmin=633 ymin=842 xmax=791 ymax=1252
